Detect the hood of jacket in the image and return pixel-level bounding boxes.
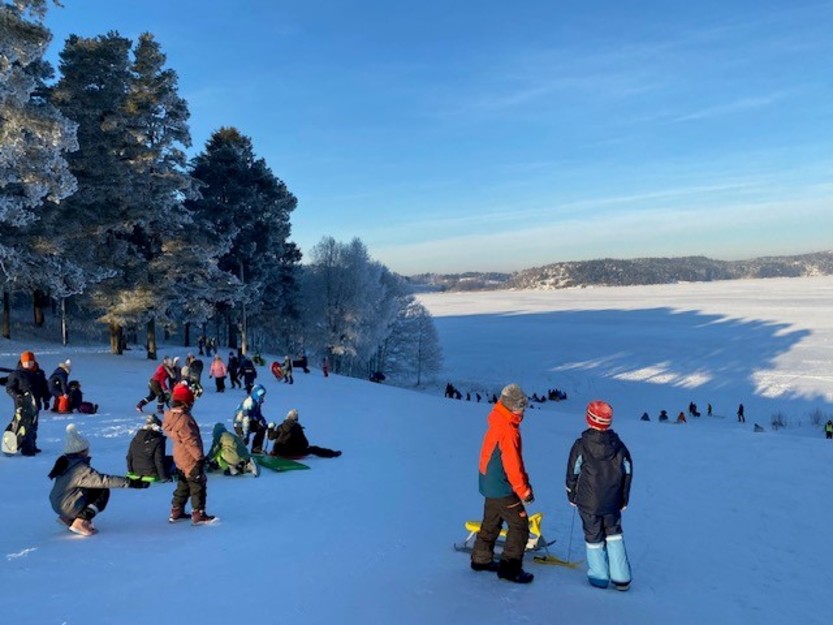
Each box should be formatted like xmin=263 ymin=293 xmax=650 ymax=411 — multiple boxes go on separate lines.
xmin=580 ymin=428 xmax=623 ymax=462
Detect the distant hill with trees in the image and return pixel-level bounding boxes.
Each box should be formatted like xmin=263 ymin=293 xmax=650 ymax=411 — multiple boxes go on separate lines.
xmin=408 ymin=251 xmax=833 ymax=292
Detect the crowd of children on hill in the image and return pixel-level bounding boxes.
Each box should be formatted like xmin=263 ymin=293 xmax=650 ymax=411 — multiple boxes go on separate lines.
xmin=4 ymin=347 xmax=341 ymax=536
xmin=444 ymin=382 xmax=567 ymax=405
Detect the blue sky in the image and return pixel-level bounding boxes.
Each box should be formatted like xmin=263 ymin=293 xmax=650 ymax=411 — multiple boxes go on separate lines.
xmin=42 ymin=1 xmax=833 ymax=274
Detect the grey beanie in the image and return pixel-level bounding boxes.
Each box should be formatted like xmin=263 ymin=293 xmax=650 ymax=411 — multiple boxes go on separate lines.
xmin=286 ymin=409 xmax=299 ymax=421
xmin=64 ymin=423 xmax=90 ymax=454
xmin=499 ymin=384 xmax=529 ymax=413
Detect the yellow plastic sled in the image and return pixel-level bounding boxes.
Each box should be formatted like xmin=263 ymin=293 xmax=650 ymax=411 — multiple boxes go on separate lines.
xmin=454 ymin=511 xmax=583 ymax=569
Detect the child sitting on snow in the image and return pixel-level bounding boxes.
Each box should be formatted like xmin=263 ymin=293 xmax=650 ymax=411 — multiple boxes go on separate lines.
xmin=565 ymin=400 xmax=633 ymax=591
xmin=126 ymin=414 xmax=175 ymax=482
xmin=267 ymin=409 xmax=341 ymax=458
xmin=206 ymin=423 xmax=259 ymax=476
xmin=49 ymin=424 xmax=149 ymax=536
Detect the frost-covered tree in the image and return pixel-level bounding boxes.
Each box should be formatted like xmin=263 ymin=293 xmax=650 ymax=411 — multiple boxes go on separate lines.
xmin=0 ymin=0 xmax=78 ymax=337
xmin=300 ymin=237 xmax=402 ymax=377
xmin=382 ymin=297 xmax=443 ymax=385
xmin=186 ymin=127 xmax=299 ymax=353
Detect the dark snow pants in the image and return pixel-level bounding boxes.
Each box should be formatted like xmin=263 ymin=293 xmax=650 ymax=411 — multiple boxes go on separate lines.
xmin=172 ymin=469 xmax=207 ymax=512
xmin=578 ymin=509 xmax=623 ymax=543
xmin=471 ymin=495 xmax=530 ymax=566
xmin=78 ymin=489 xmax=111 ymax=520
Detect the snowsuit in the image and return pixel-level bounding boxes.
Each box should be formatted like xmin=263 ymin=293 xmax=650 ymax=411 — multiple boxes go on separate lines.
xmin=471 ymin=402 xmax=533 ymax=576
xmin=162 ymin=405 xmax=207 ymax=513
xmin=5 ymin=366 xmax=41 ymax=455
xmin=126 ymin=423 xmax=173 ymax=481
xmin=48 ymin=453 xmax=130 ymax=523
xmin=269 ymin=419 xmax=341 ymax=458
xmin=239 ymin=358 xmax=258 ymax=394
xmin=566 ymin=428 xmax=633 ymax=590
xmin=233 ymin=394 xmax=267 ymax=453
xmin=825 ymin=420 xmax=833 ymax=439
xmin=209 ymin=358 xmax=227 ymax=393
xmin=207 ymin=423 xmax=253 ymax=474
xmin=283 ymin=357 xmax=294 ymax=384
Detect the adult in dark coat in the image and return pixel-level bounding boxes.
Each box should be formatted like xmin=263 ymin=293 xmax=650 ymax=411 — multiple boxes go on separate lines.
xmin=566 ymin=401 xmax=633 ymax=591
xmin=126 ymin=415 xmax=173 ymax=481
xmin=268 ymin=409 xmax=341 ymax=458
xmin=5 ymin=350 xmax=42 ymax=456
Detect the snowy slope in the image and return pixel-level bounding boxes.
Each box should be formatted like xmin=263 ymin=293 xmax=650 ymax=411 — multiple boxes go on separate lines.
xmin=2 ymin=276 xmax=832 ymax=625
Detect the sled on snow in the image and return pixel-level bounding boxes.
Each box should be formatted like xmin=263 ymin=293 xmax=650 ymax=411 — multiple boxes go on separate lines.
xmin=270 ymin=361 xmax=284 ymax=381
xmin=252 ymin=453 xmax=309 ymax=473
xmin=453 ymin=511 xmax=583 ymax=569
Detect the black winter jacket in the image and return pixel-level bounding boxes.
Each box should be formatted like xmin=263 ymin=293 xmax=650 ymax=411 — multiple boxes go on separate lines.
xmin=272 ymin=420 xmax=309 ymax=456
xmin=566 ymin=428 xmax=632 ymax=515
xmin=5 ymin=367 xmax=39 ymax=407
xmin=48 ymin=366 xmax=70 ymax=397
xmin=126 ymin=426 xmax=169 ymax=480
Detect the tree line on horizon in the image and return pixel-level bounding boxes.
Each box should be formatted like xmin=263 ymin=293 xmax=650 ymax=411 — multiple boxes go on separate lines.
xmin=0 ymin=1 xmax=442 ymax=384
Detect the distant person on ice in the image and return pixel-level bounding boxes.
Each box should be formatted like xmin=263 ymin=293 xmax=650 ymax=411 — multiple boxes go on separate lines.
xmin=49 ymin=424 xmax=149 ymax=536
xmin=470 ymin=383 xmax=536 ymax=584
xmin=162 ymin=384 xmax=216 ymax=525
xmin=566 ymin=400 xmax=633 ymax=591
xmin=48 ymin=359 xmax=72 ymax=413
xmin=209 ymin=354 xmax=227 ymax=393
xmin=825 ymin=420 xmax=833 ymax=440
xmin=267 ymin=409 xmax=342 ymax=458
xmin=737 ymin=403 xmax=745 ymax=423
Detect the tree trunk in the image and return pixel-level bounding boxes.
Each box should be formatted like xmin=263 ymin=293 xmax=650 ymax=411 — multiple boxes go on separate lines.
xmin=146 ymin=318 xmax=157 ymax=360
xmin=109 ymin=322 xmax=124 ymax=355
xmin=2 ymin=290 xmax=10 ymax=339
xmin=33 ymin=289 xmax=47 ymax=327
xmin=61 ymin=297 xmax=68 ymax=345
xmin=184 ymin=321 xmax=190 ymax=347
xmin=227 ymin=314 xmax=238 ymax=351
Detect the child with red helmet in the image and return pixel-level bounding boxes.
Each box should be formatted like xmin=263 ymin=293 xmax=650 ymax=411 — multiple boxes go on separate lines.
xmin=565 ymin=400 xmax=633 ymax=591
xmin=162 ymin=383 xmax=217 ymax=525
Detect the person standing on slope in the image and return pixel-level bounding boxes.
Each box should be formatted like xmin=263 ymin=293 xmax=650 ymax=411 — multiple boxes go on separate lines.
xmin=566 ymin=400 xmax=633 ymax=591
xmin=163 ymin=383 xmax=216 ymax=525
xmin=470 ymin=383 xmax=535 ymax=584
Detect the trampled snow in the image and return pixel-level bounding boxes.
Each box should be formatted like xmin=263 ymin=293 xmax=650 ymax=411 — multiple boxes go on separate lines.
xmin=2 ymin=276 xmax=832 ymax=624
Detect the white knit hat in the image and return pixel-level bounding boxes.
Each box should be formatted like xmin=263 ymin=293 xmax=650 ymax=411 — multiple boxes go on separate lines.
xmin=286 ymin=409 xmax=299 ymax=421
xmin=64 ymin=423 xmax=90 ymax=454
xmin=61 ymin=359 xmax=72 ymax=372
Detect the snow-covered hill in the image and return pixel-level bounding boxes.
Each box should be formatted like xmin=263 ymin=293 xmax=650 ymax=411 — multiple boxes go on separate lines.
xmin=2 ymin=276 xmax=832 ymax=624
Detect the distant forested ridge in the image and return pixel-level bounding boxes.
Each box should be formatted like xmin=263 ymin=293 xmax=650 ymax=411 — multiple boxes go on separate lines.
xmin=408 ymin=251 xmax=833 ymax=292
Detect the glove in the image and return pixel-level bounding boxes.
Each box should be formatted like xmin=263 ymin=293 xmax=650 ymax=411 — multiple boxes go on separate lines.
xmin=522 ymin=492 xmax=535 ymax=505
xmin=127 ymin=477 xmax=150 ymax=489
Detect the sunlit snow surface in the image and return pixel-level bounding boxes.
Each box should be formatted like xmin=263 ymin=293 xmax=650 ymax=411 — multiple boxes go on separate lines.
xmin=2 ymin=276 xmax=832 ymax=624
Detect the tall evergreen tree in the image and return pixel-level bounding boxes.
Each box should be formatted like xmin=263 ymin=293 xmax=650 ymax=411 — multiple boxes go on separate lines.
xmin=0 ymin=0 xmax=78 ymax=337
xmin=186 ymin=127 xmax=299 ymax=353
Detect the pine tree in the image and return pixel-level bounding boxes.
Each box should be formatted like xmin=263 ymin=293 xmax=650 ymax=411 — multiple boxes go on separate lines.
xmin=0 ymin=0 xmax=78 ymax=338
xmin=186 ymin=127 xmax=299 ymax=352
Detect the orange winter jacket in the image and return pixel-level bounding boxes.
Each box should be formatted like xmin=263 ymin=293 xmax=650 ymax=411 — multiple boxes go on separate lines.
xmin=162 ymin=406 xmax=204 ymax=477
xmin=478 ymin=402 xmax=532 ymax=500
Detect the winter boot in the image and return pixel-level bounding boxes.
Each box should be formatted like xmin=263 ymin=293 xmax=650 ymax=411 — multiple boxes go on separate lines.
xmin=470 ymin=560 xmax=500 ymax=572
xmin=136 ymin=400 xmax=147 ymax=413
xmin=191 ymin=510 xmax=217 ymax=525
xmin=496 ymin=560 xmax=534 ymax=584
xmin=69 ymin=517 xmax=98 ymax=536
xmin=245 ymin=459 xmax=259 ymax=477
xmin=586 ymin=541 xmax=610 ymax=588
xmin=606 ymin=534 xmax=632 ymax=591
xmin=168 ymin=507 xmax=190 ymax=523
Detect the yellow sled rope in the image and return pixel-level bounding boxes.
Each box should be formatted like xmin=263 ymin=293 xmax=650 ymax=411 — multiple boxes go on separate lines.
xmin=457 ymin=511 xmax=583 ymax=569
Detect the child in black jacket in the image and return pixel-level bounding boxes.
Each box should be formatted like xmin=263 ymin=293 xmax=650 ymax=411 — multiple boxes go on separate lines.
xmin=566 ymin=400 xmax=633 ymax=591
